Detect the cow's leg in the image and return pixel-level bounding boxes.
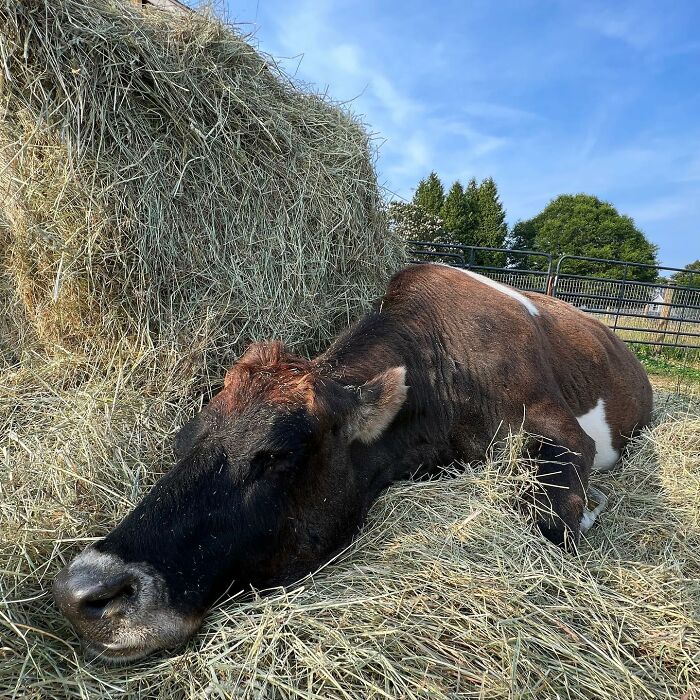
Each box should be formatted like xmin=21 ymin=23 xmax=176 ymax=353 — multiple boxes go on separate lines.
xmin=525 ymin=402 xmax=596 ymax=550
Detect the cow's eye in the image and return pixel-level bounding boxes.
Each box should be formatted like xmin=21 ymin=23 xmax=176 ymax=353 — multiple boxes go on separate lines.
xmin=250 ymin=449 xmax=294 ymax=475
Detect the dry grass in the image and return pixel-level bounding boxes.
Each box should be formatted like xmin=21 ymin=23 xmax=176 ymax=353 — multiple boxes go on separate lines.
xmin=1 ymin=362 xmax=699 ymax=699
xmin=595 ymin=314 xmax=700 ymax=351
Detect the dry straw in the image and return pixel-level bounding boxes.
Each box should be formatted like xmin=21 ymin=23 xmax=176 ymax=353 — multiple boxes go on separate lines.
xmin=1 ymin=0 xmax=699 ymax=699
xmin=1 ymin=369 xmax=698 ymax=699
xmin=0 ymin=0 xmax=402 ymax=376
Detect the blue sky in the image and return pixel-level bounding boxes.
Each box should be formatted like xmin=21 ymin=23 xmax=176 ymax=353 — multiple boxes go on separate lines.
xmin=223 ymin=0 xmax=700 ymax=269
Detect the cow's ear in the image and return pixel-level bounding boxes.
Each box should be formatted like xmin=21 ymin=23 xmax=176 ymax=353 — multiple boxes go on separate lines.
xmin=173 ymin=412 xmax=209 ymax=461
xmin=347 ymin=366 xmax=408 ymax=444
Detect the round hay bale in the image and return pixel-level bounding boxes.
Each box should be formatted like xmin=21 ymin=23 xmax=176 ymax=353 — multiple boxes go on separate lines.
xmin=0 ymin=0 xmax=403 ymax=372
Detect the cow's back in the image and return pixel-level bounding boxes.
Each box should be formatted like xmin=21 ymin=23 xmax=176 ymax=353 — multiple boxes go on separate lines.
xmin=381 ymin=264 xmax=652 ymax=452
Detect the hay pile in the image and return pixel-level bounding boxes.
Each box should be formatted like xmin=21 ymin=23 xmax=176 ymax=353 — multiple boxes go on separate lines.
xmin=1 ymin=377 xmax=699 ymax=699
xmin=0 ymin=0 xmax=400 ymax=374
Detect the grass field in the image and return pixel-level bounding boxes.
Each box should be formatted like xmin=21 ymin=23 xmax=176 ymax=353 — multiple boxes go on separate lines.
xmin=635 ymin=350 xmax=700 ymax=389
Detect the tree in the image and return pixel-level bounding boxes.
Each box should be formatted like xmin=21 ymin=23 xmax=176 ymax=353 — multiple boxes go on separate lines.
xmin=506 ymin=219 xmax=538 ymax=269
xmin=412 ymin=172 xmax=445 ymax=216
xmin=463 ymin=177 xmax=480 ymax=244
xmin=474 ymin=177 xmax=507 ymax=266
xmin=508 ymin=219 xmax=537 ymax=251
xmin=670 ymin=260 xmax=700 ymax=289
xmin=440 ymin=181 xmax=473 ymax=245
xmin=387 ymin=201 xmax=445 ymax=244
xmin=520 ymin=194 xmax=659 ymax=281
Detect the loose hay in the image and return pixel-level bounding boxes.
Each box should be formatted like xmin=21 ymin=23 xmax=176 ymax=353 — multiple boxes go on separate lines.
xmin=1 ymin=373 xmax=699 ymax=699
xmin=0 ymin=0 xmax=402 ymax=373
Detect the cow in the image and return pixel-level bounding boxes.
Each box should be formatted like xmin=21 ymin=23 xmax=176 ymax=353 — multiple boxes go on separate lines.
xmin=53 ymin=263 xmax=653 ymax=662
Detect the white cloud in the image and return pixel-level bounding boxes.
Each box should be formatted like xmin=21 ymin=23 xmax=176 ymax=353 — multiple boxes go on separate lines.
xmin=577 ymin=5 xmax=660 ymax=50
xmin=369 ymin=74 xmax=417 ymax=126
xmin=328 ymin=43 xmax=362 ymax=74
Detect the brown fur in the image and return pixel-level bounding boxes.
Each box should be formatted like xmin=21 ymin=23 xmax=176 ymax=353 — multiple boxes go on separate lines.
xmin=214 ymin=264 xmax=651 ymax=547
xmin=341 ymin=265 xmax=650 ymax=540
xmin=219 ymin=341 xmax=317 ymax=411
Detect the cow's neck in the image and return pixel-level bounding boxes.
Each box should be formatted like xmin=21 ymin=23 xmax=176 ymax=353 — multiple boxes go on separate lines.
xmin=320 ymin=310 xmax=405 ymax=382
xmin=319 ymin=310 xmax=453 ymax=494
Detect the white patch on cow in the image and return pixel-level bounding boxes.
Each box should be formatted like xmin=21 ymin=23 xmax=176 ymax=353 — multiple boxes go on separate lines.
xmin=446 ymin=265 xmax=540 ymax=316
xmin=580 ymin=486 xmax=608 ymax=535
xmin=575 ymin=398 xmax=619 ymax=471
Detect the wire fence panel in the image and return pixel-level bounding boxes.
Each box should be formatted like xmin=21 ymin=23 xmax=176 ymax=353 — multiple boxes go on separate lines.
xmin=407 ymin=242 xmax=700 ymax=351
xmin=552 ymin=256 xmax=700 ymax=351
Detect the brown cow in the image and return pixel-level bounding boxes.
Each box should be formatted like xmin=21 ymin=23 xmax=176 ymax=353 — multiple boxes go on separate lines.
xmin=53 ymin=263 xmax=652 ymax=661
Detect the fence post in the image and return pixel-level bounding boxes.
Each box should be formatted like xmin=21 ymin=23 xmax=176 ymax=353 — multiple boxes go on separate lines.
xmin=612 ymin=264 xmax=629 ymax=333
xmin=654 ymin=284 xmax=674 ymax=350
xmin=550 ymin=256 xmax=566 ymax=297
xmin=546 ymin=274 xmax=554 ymax=296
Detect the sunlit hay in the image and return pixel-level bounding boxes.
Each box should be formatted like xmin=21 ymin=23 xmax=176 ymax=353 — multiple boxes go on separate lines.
xmin=0 ymin=0 xmax=402 ymax=378
xmin=653 ymin=403 xmax=700 ymax=533
xmin=2 ymin=379 xmax=699 ymax=699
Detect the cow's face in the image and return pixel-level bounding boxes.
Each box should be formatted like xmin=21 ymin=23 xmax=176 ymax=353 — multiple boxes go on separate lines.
xmin=53 ymin=342 xmax=407 ymax=662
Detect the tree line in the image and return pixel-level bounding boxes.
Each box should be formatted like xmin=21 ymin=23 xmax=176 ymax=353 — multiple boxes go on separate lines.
xmin=387 ymin=171 xmax=700 ymax=285
xmin=388 ymin=173 xmax=508 ymax=267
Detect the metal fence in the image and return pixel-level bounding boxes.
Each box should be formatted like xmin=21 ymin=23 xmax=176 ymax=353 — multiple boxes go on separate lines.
xmin=407 ymin=241 xmax=554 ymax=292
xmin=408 ymin=241 xmax=700 ymax=351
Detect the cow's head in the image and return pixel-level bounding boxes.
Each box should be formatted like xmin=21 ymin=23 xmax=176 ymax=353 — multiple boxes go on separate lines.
xmin=53 ymin=342 xmax=407 ymax=662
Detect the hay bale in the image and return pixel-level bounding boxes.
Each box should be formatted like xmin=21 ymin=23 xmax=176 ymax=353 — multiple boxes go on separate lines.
xmin=0 ymin=0 xmax=401 ymax=372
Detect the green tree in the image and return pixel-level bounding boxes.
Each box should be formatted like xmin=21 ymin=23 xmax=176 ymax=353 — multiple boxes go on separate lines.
xmin=670 ymin=260 xmax=700 ymax=289
xmin=440 ymin=181 xmax=473 ymax=245
xmin=474 ymin=177 xmax=507 ymax=267
xmin=506 ymin=219 xmax=538 ymax=270
xmin=463 ymin=177 xmax=480 ymax=240
xmin=508 ymin=219 xmax=536 ymax=251
xmin=412 ymin=171 xmax=445 ymax=216
xmin=521 ymin=194 xmax=659 ymax=281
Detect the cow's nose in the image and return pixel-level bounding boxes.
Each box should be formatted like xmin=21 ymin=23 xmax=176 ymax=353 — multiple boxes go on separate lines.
xmin=53 ymin=562 xmax=139 ymax=623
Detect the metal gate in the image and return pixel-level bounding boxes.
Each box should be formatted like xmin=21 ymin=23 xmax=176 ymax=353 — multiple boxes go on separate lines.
xmin=551 ymin=255 xmax=700 ymax=350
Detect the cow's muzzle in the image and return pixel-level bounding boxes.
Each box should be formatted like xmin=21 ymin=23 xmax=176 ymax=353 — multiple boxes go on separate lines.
xmin=53 ymin=548 xmax=200 ymax=662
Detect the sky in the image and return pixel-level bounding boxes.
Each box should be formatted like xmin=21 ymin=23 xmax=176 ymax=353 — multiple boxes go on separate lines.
xmin=222 ymin=0 xmax=700 ymax=269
